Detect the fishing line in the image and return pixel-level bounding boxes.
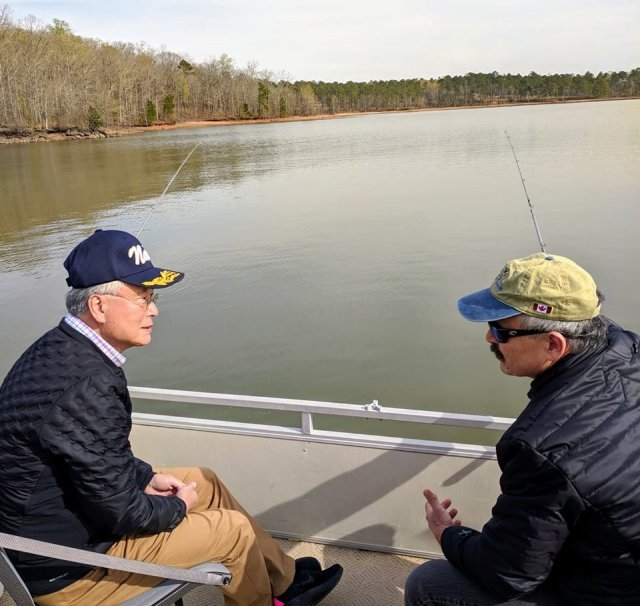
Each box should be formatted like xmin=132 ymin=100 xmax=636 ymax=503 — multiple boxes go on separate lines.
xmin=504 ymin=131 xmax=546 ymax=252
xmin=136 ymin=142 xmax=201 ymax=237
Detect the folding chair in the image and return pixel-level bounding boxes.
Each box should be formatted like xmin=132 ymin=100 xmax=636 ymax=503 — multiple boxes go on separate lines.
xmin=0 ymin=532 xmax=231 ymax=606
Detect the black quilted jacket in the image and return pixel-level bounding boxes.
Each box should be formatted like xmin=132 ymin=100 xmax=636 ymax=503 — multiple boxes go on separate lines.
xmin=0 ymin=320 xmax=186 ymax=596
xmin=442 ymin=321 xmax=640 ymax=605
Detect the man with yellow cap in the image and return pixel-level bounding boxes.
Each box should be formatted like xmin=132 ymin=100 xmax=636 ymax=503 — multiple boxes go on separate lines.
xmin=405 ymin=253 xmax=640 ymax=605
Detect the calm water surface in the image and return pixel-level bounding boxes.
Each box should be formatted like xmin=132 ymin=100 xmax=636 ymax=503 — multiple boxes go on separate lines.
xmin=1 ymin=100 xmax=639 ymax=438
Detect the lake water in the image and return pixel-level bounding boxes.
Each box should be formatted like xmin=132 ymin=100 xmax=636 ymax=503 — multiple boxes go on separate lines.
xmin=1 ymin=100 xmax=639 ymax=438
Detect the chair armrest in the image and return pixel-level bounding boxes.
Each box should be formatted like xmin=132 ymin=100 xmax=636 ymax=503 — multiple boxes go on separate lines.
xmin=0 ymin=533 xmax=231 ymax=587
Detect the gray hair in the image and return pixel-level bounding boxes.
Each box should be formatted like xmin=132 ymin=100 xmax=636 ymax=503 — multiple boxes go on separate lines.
xmin=65 ymin=280 xmax=124 ymax=316
xmin=518 ymin=291 xmax=608 ymax=355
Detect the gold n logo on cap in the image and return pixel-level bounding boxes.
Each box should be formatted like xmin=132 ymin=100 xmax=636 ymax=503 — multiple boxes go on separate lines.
xmin=142 ymin=270 xmax=181 ymax=287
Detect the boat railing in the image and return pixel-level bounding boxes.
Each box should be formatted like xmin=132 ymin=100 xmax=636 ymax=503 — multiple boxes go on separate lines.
xmin=130 ymin=386 xmax=514 ymax=459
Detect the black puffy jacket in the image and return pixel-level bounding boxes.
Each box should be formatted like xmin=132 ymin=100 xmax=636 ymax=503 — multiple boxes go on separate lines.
xmin=442 ymin=321 xmax=640 ymax=605
xmin=0 ymin=320 xmax=186 ymax=596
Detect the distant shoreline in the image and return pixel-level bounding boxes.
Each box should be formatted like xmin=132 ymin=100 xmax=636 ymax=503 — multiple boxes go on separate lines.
xmin=1 ymin=97 xmax=636 ymax=144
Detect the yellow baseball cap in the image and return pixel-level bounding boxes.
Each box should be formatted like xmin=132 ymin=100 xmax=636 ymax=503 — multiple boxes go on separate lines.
xmin=457 ymin=253 xmax=600 ymax=322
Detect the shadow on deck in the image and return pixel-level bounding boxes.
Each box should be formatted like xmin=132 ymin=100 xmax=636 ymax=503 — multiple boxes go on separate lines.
xmin=185 ymin=538 xmax=427 ymax=606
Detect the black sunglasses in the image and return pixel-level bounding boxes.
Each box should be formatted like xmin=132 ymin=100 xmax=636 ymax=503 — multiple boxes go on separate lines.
xmin=488 ymin=321 xmax=549 ymax=343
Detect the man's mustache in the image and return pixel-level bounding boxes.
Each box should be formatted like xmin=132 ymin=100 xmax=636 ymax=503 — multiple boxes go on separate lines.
xmin=490 ymin=343 xmax=505 ymax=362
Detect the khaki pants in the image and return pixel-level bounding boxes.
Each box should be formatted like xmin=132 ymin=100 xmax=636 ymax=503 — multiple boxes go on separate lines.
xmin=35 ymin=467 xmax=295 ymax=606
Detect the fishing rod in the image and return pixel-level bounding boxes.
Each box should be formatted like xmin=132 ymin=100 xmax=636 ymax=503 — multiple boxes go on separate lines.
xmin=136 ymin=142 xmax=201 ymax=237
xmin=504 ymin=131 xmax=546 ymax=253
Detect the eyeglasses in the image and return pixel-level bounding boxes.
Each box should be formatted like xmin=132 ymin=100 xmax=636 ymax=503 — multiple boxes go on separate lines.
xmin=101 ymin=292 xmax=159 ymax=309
xmin=488 ymin=321 xmax=548 ymax=343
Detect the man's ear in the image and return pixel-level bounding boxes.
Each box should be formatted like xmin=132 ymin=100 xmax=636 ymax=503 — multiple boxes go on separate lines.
xmin=547 ymin=331 xmax=570 ymax=361
xmin=85 ymin=294 xmax=107 ymax=325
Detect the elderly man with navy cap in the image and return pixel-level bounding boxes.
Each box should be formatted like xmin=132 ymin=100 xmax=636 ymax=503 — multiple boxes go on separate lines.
xmin=405 ymin=253 xmax=640 ymax=606
xmin=0 ymin=230 xmax=342 ymax=606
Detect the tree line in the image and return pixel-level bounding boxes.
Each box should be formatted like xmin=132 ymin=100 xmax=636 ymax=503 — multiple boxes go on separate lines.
xmin=307 ymin=70 xmax=640 ymax=113
xmin=1 ymin=6 xmax=638 ymax=133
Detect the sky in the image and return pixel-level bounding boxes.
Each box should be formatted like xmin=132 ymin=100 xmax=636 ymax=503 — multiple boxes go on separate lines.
xmin=6 ymin=0 xmax=640 ymax=82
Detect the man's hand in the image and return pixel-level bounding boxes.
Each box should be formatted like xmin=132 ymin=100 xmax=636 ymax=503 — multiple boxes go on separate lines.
xmin=176 ymin=482 xmax=198 ymax=512
xmin=423 ymin=488 xmax=461 ymax=544
xmin=145 ymin=473 xmax=198 ymax=513
xmin=145 ymin=473 xmax=185 ymax=497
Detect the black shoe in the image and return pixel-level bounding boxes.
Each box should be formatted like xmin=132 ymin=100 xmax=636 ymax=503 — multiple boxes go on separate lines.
xmin=294 ymin=557 xmax=321 ymax=579
xmin=276 ymin=563 xmax=343 ymax=606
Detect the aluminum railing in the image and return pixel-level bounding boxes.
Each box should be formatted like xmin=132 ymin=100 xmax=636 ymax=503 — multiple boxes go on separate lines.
xmin=130 ymin=386 xmax=515 ymax=458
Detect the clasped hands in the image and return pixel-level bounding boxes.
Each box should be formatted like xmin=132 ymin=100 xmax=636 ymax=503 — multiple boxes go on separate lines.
xmin=145 ymin=473 xmax=199 ymax=512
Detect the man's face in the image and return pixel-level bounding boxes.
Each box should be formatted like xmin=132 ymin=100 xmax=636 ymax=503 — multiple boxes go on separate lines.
xmin=95 ymin=284 xmax=159 ymax=352
xmin=485 ymin=315 xmax=554 ymax=378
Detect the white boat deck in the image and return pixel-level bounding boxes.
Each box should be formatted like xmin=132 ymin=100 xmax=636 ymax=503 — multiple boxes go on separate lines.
xmin=127 ymin=388 xmax=501 ymax=605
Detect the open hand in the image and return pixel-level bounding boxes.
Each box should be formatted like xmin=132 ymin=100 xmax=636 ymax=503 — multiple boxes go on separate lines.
xmin=423 ymin=488 xmax=461 ymax=544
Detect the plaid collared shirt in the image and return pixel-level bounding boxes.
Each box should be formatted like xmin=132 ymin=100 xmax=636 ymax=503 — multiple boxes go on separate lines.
xmin=63 ymin=314 xmax=126 ymax=367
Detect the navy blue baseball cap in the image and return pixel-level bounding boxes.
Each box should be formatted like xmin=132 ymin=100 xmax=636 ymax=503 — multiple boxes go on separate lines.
xmin=64 ymin=229 xmax=184 ymax=289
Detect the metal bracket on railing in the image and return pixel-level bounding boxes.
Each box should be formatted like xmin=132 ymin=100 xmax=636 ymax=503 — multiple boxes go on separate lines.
xmin=301 ymin=412 xmax=314 ymax=435
xmin=363 ymin=399 xmax=381 ymax=412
